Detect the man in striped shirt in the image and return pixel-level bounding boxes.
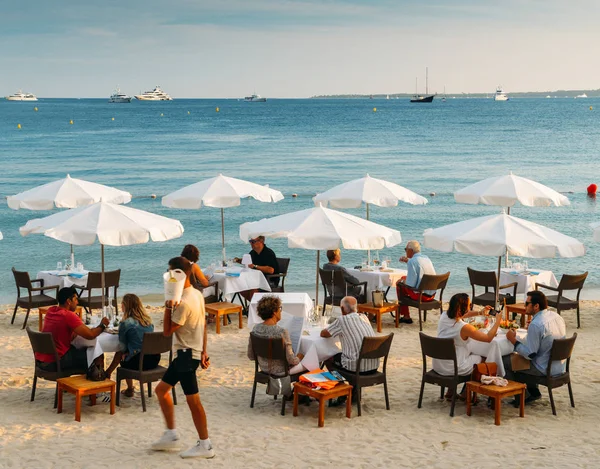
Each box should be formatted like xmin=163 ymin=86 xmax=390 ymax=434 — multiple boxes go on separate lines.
xmin=321 ymin=296 xmax=379 ymax=374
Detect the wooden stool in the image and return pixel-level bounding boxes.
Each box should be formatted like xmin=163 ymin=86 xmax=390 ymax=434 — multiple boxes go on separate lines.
xmin=39 ymin=306 xmax=83 ymax=331
xmin=505 ymin=303 xmax=531 ymax=328
xmin=205 ymin=302 xmax=243 ymax=334
xmin=466 ymin=380 xmax=526 ymax=426
xmin=357 ymin=302 xmax=398 ymax=332
xmin=57 ymin=375 xmax=116 ymax=422
xmin=293 ymin=382 xmax=352 ymax=427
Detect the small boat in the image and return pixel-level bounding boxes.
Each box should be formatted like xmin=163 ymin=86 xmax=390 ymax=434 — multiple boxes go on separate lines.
xmin=410 ymin=68 xmax=435 ymax=103
xmin=494 ymin=86 xmax=509 ymax=101
xmin=134 ymin=86 xmax=173 ymax=101
xmin=6 ymin=90 xmax=37 ymax=101
xmin=108 ymin=88 xmax=132 ymax=103
xmin=442 ymin=85 xmax=447 ymax=102
xmin=575 ymin=93 xmax=588 ymax=99
xmin=244 ymin=94 xmax=267 ymax=102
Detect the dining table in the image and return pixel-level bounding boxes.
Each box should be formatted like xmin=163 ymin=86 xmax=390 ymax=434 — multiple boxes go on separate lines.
xmin=204 ymin=266 xmax=271 ymax=301
xmin=295 ymin=324 xmax=342 ymax=372
xmin=467 ymin=327 xmax=528 ymax=377
xmin=499 ymin=268 xmax=558 ymax=302
xmin=347 ymin=267 xmax=407 ymax=300
xmin=72 ymin=331 xmax=123 ymax=367
xmin=36 ymin=269 xmax=89 ymax=291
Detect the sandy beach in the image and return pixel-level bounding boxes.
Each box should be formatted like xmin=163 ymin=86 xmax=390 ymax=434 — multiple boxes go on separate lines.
xmin=1 ymin=301 xmax=599 ymax=469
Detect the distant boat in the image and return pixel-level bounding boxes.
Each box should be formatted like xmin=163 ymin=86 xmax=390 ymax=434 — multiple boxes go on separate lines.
xmin=108 ymin=88 xmax=131 ymax=103
xmin=494 ymin=86 xmax=509 ymax=101
xmin=546 ymin=95 xmax=552 ymax=98
xmin=135 ymin=86 xmax=173 ymax=101
xmin=244 ymin=94 xmax=267 ymax=102
xmin=442 ymin=85 xmax=447 ymax=102
xmin=386 ymin=95 xmax=390 ymax=100
xmin=410 ymin=68 xmax=435 ymax=103
xmin=575 ymin=93 xmax=588 ymax=99
xmin=6 ymin=90 xmax=37 ymax=101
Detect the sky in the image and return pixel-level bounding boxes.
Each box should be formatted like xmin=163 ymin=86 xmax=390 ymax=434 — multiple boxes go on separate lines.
xmin=2 ymin=0 xmax=599 ymax=98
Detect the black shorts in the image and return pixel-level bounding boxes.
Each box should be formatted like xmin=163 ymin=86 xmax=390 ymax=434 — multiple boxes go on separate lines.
xmin=121 ymin=353 xmax=161 ymax=371
xmin=37 ymin=346 xmax=88 ymax=372
xmin=161 ymin=349 xmax=200 ymax=395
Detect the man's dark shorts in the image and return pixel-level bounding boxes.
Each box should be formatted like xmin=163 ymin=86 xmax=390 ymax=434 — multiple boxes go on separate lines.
xmin=36 ymin=346 xmax=88 ymax=372
xmin=161 ymin=349 xmax=200 ymax=395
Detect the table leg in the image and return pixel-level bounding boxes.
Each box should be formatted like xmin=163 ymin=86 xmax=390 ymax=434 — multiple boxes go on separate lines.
xmin=494 ymin=396 xmax=501 ymax=426
xmin=377 ymin=313 xmax=382 ymax=333
xmin=216 ymin=315 xmax=221 ymax=334
xmin=345 ymin=389 xmax=352 ymax=419
xmin=238 ymin=310 xmax=243 ymax=329
xmin=293 ymin=388 xmax=299 ymax=417
xmin=57 ymin=384 xmax=63 ymax=414
xmin=75 ymin=393 xmax=82 ymax=422
xmin=519 ymin=389 xmax=525 ymax=418
xmin=318 ymin=397 xmax=325 ymax=427
xmin=222 ymin=313 xmax=227 ymax=328
xmin=90 ymin=394 xmax=97 ymax=406
xmin=466 ymin=386 xmax=472 ymax=416
xmin=110 ymin=385 xmax=116 ymax=415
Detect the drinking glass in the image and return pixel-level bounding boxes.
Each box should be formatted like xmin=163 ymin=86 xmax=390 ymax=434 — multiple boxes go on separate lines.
xmin=56 ymin=261 xmax=63 ymax=271
xmin=524 ymin=260 xmax=529 ymax=271
xmin=77 ymin=262 xmax=83 ymax=272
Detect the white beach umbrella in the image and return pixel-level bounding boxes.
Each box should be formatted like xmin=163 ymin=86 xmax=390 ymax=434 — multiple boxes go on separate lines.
xmin=454 ymin=172 xmax=570 ymax=209
xmin=7 ymin=174 xmax=132 ymax=210
xmin=591 ymin=222 xmax=600 ymax=243
xmin=423 ymin=212 xmax=585 ymax=306
xmin=0 ymin=231 xmax=3 ymax=240
xmin=240 ymin=205 xmax=402 ymax=303
xmin=21 ymin=201 xmax=184 ymax=308
xmin=162 ymin=174 xmax=284 ymax=263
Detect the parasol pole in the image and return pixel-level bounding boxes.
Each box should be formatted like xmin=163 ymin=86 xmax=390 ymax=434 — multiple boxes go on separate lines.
xmin=505 ymin=207 xmax=511 ymax=267
xmin=366 ymin=203 xmax=371 ymax=265
xmin=495 ymin=254 xmax=502 ymax=310
xmin=221 ymin=208 xmax=226 ymax=265
xmin=315 ymin=250 xmax=320 ymax=308
xmin=101 ymin=244 xmax=106 ymax=312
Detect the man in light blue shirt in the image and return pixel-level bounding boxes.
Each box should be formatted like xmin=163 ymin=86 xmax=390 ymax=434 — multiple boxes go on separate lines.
xmin=396 ymin=240 xmax=436 ymax=324
xmin=504 ymin=290 xmax=566 ymax=404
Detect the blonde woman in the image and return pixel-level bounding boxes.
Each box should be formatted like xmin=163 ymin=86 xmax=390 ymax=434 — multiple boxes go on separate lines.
xmin=105 ymin=294 xmax=159 ymax=397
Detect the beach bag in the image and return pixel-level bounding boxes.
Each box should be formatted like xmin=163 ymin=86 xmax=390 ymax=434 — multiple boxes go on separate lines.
xmin=265 ymin=340 xmax=292 ymax=397
xmin=472 ymin=362 xmax=498 ymax=382
xmin=86 ymin=362 xmax=106 ymax=381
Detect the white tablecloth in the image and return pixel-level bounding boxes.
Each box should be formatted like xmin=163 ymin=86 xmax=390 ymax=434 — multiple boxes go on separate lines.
xmin=499 ymin=269 xmax=558 ymax=301
xmin=347 ymin=267 xmax=407 ymax=298
xmin=37 ymin=270 xmax=89 ymax=290
xmin=247 ymin=292 xmax=313 ymax=329
xmin=466 ymin=329 xmax=527 ymax=377
xmin=72 ymin=332 xmax=123 ymax=367
xmin=297 ymin=325 xmax=341 ymax=371
xmin=205 ymin=267 xmax=271 ymax=300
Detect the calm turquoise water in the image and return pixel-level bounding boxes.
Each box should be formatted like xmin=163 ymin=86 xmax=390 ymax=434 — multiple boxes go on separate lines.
xmin=1 ymin=97 xmax=599 ymax=304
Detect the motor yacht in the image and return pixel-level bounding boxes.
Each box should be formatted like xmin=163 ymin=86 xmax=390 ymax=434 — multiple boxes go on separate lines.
xmin=108 ymin=88 xmax=132 ymax=103
xmin=134 ymin=86 xmax=173 ymax=101
xmin=6 ymin=90 xmax=38 ymax=101
xmin=494 ymin=86 xmax=509 ymax=101
xmin=244 ymin=94 xmax=267 ymax=102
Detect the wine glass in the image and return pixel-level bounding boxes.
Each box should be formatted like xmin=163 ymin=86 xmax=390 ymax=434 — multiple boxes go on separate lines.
xmin=57 ymin=261 xmax=63 ymax=271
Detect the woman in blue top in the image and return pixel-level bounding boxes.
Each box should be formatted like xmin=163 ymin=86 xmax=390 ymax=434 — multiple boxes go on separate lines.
xmin=105 ymin=294 xmax=160 ymax=397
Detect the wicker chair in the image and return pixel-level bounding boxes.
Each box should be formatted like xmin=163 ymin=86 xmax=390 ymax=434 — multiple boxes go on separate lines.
xmin=397 ymin=272 xmax=450 ymax=331
xmin=12 ymin=268 xmax=59 ymax=329
xmin=536 ymin=272 xmax=588 ymax=329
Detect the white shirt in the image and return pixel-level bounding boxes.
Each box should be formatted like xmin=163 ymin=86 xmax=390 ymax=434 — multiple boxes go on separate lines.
xmin=326 ymin=312 xmax=378 ymax=372
xmin=172 ymin=287 xmax=206 ymax=360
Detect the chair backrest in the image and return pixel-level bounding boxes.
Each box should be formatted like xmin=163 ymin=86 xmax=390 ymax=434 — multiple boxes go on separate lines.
xmin=557 ymin=272 xmax=588 ymax=292
xmin=419 ymin=272 xmax=451 ymax=293
xmin=277 ymin=258 xmax=291 ymax=276
xmin=319 ymin=268 xmax=345 ymax=297
xmin=141 ymin=331 xmax=173 ymax=356
xmin=467 ymin=267 xmax=497 ymax=289
xmin=419 ymin=332 xmax=457 ymax=361
xmin=86 ymin=269 xmax=121 ymax=289
xmin=549 ymin=333 xmax=577 ymax=363
xmin=250 ymin=332 xmax=289 ymax=376
xmin=26 ymin=327 xmax=60 ymax=365
xmin=12 ymin=267 xmax=33 ymax=290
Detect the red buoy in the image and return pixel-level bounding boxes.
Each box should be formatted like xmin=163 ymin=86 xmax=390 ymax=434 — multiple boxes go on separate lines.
xmin=587 ymin=184 xmax=597 ymax=196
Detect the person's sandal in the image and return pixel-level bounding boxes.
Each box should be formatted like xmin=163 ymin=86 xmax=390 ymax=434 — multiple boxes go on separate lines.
xmin=121 ymin=388 xmax=134 ymax=398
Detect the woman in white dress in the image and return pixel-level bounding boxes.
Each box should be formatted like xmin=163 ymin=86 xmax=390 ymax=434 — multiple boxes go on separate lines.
xmin=433 ymin=293 xmax=502 ymax=398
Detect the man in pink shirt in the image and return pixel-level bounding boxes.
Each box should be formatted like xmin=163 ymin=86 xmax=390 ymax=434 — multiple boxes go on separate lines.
xmin=35 ymin=287 xmax=109 ymax=372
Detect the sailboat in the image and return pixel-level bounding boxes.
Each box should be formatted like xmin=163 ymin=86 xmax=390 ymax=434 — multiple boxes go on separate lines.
xmin=410 ymin=67 xmax=435 ymax=103
xmin=442 ymin=85 xmax=447 ymax=103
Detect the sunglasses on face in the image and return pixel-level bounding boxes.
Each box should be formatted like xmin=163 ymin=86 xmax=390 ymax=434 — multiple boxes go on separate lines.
xmin=249 ymin=239 xmax=257 ymax=244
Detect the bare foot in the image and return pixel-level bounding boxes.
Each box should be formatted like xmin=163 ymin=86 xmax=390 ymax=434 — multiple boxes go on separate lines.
xmin=121 ymin=388 xmax=134 ymax=398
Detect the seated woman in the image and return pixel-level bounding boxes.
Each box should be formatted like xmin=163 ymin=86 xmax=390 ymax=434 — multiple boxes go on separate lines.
xmin=105 ymin=294 xmax=160 ymax=397
xmin=433 ymin=293 xmax=501 ymax=394
xmin=181 ymin=244 xmax=218 ymax=302
xmin=247 ymin=296 xmax=302 ymax=376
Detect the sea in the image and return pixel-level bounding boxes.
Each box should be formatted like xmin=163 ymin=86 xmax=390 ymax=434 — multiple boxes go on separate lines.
xmin=1 ymin=96 xmax=599 ymax=305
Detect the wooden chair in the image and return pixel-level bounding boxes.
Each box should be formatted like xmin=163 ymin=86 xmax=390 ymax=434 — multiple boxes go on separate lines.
xmin=536 ymin=272 xmax=588 ymax=329
xmin=115 ymin=332 xmax=177 ymax=412
xmin=249 ymin=333 xmax=302 ymax=416
xmin=397 ymin=272 xmax=450 ymax=331
xmin=467 ymin=267 xmax=518 ymax=308
xmin=514 ymin=333 xmax=577 ymax=416
xmin=77 ymin=269 xmax=121 ymax=315
xmin=26 ymin=327 xmax=88 ymax=409
xmin=265 ymin=257 xmax=291 ymax=293
xmin=418 ymin=332 xmax=471 ymax=417
xmin=333 ymin=333 xmax=394 ymax=417
xmin=12 ymin=267 xmax=59 ymax=329
xmin=319 ymin=268 xmax=367 ymax=311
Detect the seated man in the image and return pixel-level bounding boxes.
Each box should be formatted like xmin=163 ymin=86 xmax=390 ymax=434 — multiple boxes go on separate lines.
xmin=396 ymin=240 xmax=436 ymax=324
xmin=234 ymin=236 xmax=280 ymax=301
xmin=35 ymin=286 xmax=109 ymax=372
xmin=321 ymin=296 xmax=378 ymax=375
xmin=322 ymin=249 xmax=363 ymax=300
xmin=504 ymin=290 xmax=566 ymax=405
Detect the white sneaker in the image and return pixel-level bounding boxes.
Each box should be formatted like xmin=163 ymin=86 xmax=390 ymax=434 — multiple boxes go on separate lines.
xmin=180 ymin=440 xmax=215 ymax=459
xmin=151 ymin=431 xmax=182 ymax=451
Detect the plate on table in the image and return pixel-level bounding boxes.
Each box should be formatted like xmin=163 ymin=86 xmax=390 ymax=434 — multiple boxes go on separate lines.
xmin=360 ymin=268 xmax=374 ymax=272
xmin=213 ymin=269 xmax=225 ymax=273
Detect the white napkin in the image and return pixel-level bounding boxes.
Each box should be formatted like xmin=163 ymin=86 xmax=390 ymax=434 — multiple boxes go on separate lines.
xmin=481 ymin=375 xmax=508 ymax=387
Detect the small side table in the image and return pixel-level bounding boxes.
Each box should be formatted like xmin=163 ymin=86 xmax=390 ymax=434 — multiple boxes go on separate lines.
xmin=293 ymin=382 xmax=352 ymax=427
xmin=466 ymin=380 xmax=526 ymax=426
xmin=357 ymin=302 xmax=398 ymax=332
xmin=505 ymin=303 xmax=531 ymax=328
xmin=39 ymin=306 xmax=83 ymax=331
xmin=205 ymin=302 xmax=243 ymax=334
xmin=57 ymin=376 xmax=116 ymax=422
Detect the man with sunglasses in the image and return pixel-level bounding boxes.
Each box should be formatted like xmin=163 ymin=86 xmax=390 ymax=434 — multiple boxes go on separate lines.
xmin=234 ymin=236 xmax=280 ymax=300
xmin=504 ymin=290 xmax=566 ymax=405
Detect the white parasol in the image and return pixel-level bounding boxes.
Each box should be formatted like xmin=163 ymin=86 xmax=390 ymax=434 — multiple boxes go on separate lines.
xmin=162 ymin=174 xmax=284 ymax=264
